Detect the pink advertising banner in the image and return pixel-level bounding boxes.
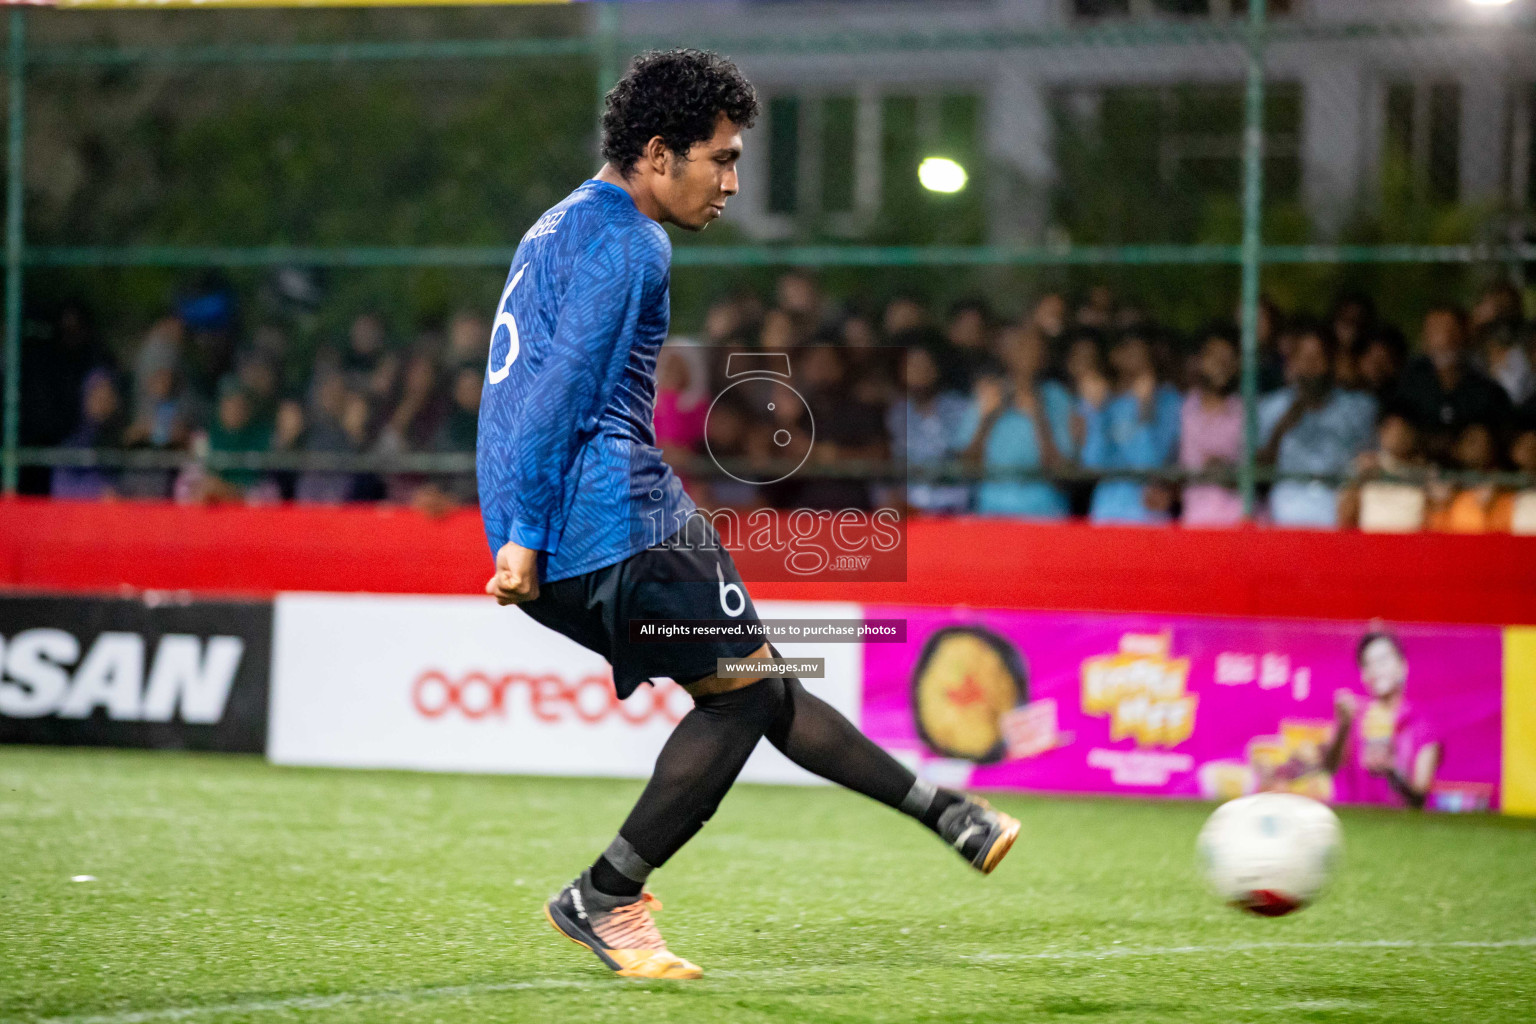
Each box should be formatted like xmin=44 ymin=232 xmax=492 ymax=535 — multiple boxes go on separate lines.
xmin=862 ymin=606 xmax=1503 ymax=812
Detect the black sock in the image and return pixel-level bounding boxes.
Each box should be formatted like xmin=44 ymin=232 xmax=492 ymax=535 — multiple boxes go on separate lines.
xmin=612 ymin=677 xmax=787 ymax=869
xmin=588 ymin=855 xmax=643 ymax=898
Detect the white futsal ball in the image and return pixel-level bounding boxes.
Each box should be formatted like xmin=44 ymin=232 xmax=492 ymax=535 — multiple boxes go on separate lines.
xmin=1196 ymin=792 xmax=1342 ymax=917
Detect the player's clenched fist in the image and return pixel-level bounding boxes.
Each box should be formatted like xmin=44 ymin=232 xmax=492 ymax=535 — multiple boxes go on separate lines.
xmin=486 ymin=541 xmax=540 ymax=605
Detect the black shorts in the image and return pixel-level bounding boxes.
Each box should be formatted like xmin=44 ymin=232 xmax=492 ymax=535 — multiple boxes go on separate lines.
xmin=519 ymin=523 xmax=764 ymax=699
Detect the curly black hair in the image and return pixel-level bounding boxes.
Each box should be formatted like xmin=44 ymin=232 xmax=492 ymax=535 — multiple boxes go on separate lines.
xmin=601 ymin=49 xmax=759 ymax=175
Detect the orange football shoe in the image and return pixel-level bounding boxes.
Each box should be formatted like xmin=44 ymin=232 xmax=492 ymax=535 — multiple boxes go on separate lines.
xmin=545 ymin=874 xmax=703 ymax=980
xmin=938 ymin=797 xmax=1021 ymax=874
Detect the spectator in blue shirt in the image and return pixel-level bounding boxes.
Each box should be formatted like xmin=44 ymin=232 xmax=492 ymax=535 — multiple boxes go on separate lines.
xmin=1259 ymin=322 xmax=1377 ymax=528
xmin=1080 ymin=331 xmax=1182 ymax=524
xmin=51 ymin=369 xmax=127 ymax=500
xmin=889 ymin=345 xmax=971 ymax=513
xmin=958 ymin=324 xmax=1075 ymax=519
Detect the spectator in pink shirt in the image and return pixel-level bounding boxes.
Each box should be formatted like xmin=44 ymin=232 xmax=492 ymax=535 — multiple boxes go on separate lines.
xmin=1179 ymin=329 xmax=1245 ymax=526
xmin=1323 ymin=631 xmax=1442 ymax=809
xmin=654 ymin=345 xmax=709 ymax=471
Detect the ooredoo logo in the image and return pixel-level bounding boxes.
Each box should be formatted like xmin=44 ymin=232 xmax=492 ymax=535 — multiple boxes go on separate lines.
xmin=411 ymin=669 xmax=688 ymax=726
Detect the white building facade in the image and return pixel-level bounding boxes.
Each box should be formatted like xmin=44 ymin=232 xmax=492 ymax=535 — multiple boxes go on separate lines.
xmin=615 ymin=0 xmax=1536 ymax=244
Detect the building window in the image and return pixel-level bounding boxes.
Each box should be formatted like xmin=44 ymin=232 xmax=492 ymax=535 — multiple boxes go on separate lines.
xmin=875 ymin=95 xmax=919 ymax=225
xmin=761 ymin=90 xmax=979 ymax=236
xmin=1052 ymin=83 xmax=1301 ymax=242
xmin=1511 ymin=82 xmax=1535 ymax=210
xmin=1384 ymin=82 xmax=1461 ymax=205
xmin=767 ymin=96 xmax=801 ymax=215
xmin=1230 ymin=0 xmax=1294 ymax=15
xmin=822 ymin=96 xmax=859 ymax=214
xmin=1072 ymin=0 xmax=1131 ymax=16
xmin=1153 ymin=0 xmax=1210 ymax=16
xmin=1162 ymin=84 xmax=1301 ymax=199
xmin=1071 ymin=0 xmax=1293 ymax=18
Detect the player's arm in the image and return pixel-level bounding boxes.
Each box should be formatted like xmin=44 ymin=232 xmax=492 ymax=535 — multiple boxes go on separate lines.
xmin=1387 ymin=741 xmax=1441 ymax=810
xmin=1321 ymin=689 xmax=1354 ymax=774
xmin=1077 ymin=396 xmax=1113 ymax=468
xmin=958 ymin=377 xmax=1007 ymax=467
xmin=1151 ymin=389 xmax=1181 ymax=464
xmin=487 ymin=233 xmax=656 ymax=605
xmin=1258 ymin=391 xmax=1314 ymax=465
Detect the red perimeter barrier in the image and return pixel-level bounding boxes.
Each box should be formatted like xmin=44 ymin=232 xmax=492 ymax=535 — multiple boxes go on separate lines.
xmin=1 ymin=498 xmax=1533 ymax=625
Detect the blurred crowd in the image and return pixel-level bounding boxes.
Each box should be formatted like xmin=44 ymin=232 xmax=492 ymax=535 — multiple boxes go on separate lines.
xmin=677 ymin=273 xmax=1536 ymax=534
xmin=27 ymin=302 xmax=490 ymax=516
xmin=21 ymin=271 xmax=1536 ymax=534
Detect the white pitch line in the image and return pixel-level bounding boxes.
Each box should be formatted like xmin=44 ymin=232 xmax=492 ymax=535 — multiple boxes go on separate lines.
xmin=965 ymin=936 xmax=1536 ymax=962
xmin=22 ymin=979 xmax=606 ymax=1024
xmin=18 ymin=938 xmax=1536 ymax=1024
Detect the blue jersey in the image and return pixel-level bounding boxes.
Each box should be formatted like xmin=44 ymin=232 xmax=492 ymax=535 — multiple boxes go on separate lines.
xmin=477 ymin=179 xmax=695 ymax=582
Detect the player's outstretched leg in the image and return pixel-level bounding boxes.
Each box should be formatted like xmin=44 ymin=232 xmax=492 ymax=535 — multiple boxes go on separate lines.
xmin=761 ymin=672 xmax=1022 ymax=874
xmin=547 ymin=670 xmax=1021 ymax=979
xmin=546 ymin=677 xmax=785 ymax=979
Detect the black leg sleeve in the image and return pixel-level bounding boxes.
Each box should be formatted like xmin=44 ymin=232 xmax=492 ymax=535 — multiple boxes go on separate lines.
xmin=763 ymin=676 xmax=918 ymax=810
xmin=614 ymin=677 xmax=786 ymax=869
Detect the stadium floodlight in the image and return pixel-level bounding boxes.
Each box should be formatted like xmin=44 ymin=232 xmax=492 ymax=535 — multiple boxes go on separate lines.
xmin=918 ymin=157 xmax=968 ymax=194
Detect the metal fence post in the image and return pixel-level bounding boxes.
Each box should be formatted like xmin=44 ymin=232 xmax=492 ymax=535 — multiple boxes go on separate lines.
xmin=1237 ymin=0 xmax=1267 ymax=521
xmin=3 ymin=9 xmax=25 ymax=497
xmin=594 ymin=2 xmax=621 ymax=146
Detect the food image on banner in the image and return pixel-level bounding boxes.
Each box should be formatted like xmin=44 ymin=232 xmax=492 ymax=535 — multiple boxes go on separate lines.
xmin=863 ymin=606 xmax=1503 ymax=812
xmin=911 ymin=626 xmax=1029 ymax=763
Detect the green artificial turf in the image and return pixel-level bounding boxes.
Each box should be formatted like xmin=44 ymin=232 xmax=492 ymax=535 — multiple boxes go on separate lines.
xmin=2 ymin=747 xmax=1534 ymax=1024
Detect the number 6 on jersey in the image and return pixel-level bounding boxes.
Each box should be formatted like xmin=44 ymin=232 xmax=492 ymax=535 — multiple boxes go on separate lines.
xmin=487 ymin=263 xmax=528 ymax=385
